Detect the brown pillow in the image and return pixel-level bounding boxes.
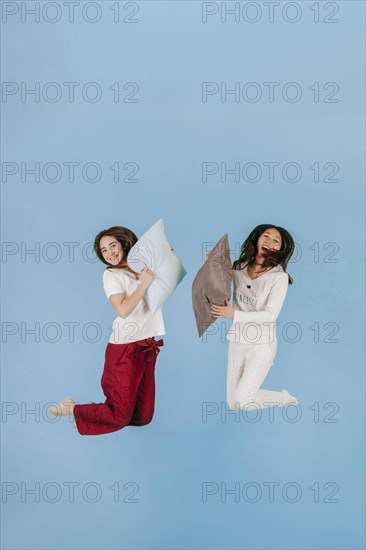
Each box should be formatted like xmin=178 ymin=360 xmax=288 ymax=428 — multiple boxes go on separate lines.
xmin=192 ymin=234 xmax=232 ymax=337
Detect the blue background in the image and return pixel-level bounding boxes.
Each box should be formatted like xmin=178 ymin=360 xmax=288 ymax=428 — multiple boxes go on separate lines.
xmin=1 ymin=1 xmax=365 ymax=549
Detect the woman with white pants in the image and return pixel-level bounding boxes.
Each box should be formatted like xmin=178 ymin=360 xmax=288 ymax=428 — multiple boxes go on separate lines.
xmin=210 ymin=224 xmax=299 ymax=411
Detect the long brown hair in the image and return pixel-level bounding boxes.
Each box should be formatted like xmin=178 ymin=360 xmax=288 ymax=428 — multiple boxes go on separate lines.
xmin=232 ymin=224 xmax=295 ymax=285
xmin=94 ymin=226 xmax=138 ymax=276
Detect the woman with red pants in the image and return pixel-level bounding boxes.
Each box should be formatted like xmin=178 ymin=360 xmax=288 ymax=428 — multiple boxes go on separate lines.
xmin=49 ymin=226 xmax=168 ymax=436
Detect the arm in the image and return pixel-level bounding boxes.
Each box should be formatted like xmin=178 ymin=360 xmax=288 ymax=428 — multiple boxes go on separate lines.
xmin=109 ymin=285 xmax=147 ymax=319
xmin=104 ymin=268 xmax=154 ymax=319
xmin=233 ymin=274 xmax=289 ymax=325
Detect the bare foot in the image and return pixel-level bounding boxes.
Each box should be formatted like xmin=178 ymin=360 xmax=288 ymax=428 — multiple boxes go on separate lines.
xmin=49 ymin=397 xmax=76 ymax=416
xmin=281 ymin=389 xmax=299 ymax=405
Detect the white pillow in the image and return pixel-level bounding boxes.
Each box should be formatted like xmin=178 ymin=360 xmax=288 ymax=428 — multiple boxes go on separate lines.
xmin=126 ymin=219 xmax=186 ymax=313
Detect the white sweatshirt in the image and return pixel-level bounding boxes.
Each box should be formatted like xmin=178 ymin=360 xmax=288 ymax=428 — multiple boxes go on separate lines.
xmin=226 ymin=264 xmax=289 ymax=345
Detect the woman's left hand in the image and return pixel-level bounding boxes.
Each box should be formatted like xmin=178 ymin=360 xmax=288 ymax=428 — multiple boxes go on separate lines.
xmin=210 ymin=299 xmax=234 ymax=319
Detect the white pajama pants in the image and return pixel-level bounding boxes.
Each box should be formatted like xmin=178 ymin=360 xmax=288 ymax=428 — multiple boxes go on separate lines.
xmin=227 ymin=340 xmax=297 ymax=410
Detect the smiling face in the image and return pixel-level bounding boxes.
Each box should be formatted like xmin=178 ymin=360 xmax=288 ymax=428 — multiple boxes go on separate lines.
xmin=257 ymin=228 xmax=282 ymax=258
xmin=99 ymin=235 xmax=124 ymax=266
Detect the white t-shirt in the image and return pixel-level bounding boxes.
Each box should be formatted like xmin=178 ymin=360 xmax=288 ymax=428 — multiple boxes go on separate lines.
xmin=103 ymin=267 xmax=166 ymax=344
xmin=226 ymin=264 xmax=289 ymax=345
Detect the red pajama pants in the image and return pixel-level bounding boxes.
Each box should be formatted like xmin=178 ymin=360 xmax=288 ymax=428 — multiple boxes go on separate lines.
xmin=73 ymin=337 xmax=164 ymax=436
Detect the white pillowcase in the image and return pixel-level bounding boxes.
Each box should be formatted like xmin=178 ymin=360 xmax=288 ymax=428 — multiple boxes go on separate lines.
xmin=126 ymin=218 xmax=186 ymax=313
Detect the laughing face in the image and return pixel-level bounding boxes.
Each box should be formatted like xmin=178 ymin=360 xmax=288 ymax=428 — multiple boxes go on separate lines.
xmin=257 ymin=228 xmax=282 ymax=259
xmin=99 ymin=235 xmax=124 ymax=266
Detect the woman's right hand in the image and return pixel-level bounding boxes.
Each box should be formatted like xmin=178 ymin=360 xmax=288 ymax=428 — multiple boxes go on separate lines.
xmin=138 ymin=267 xmax=155 ymax=290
